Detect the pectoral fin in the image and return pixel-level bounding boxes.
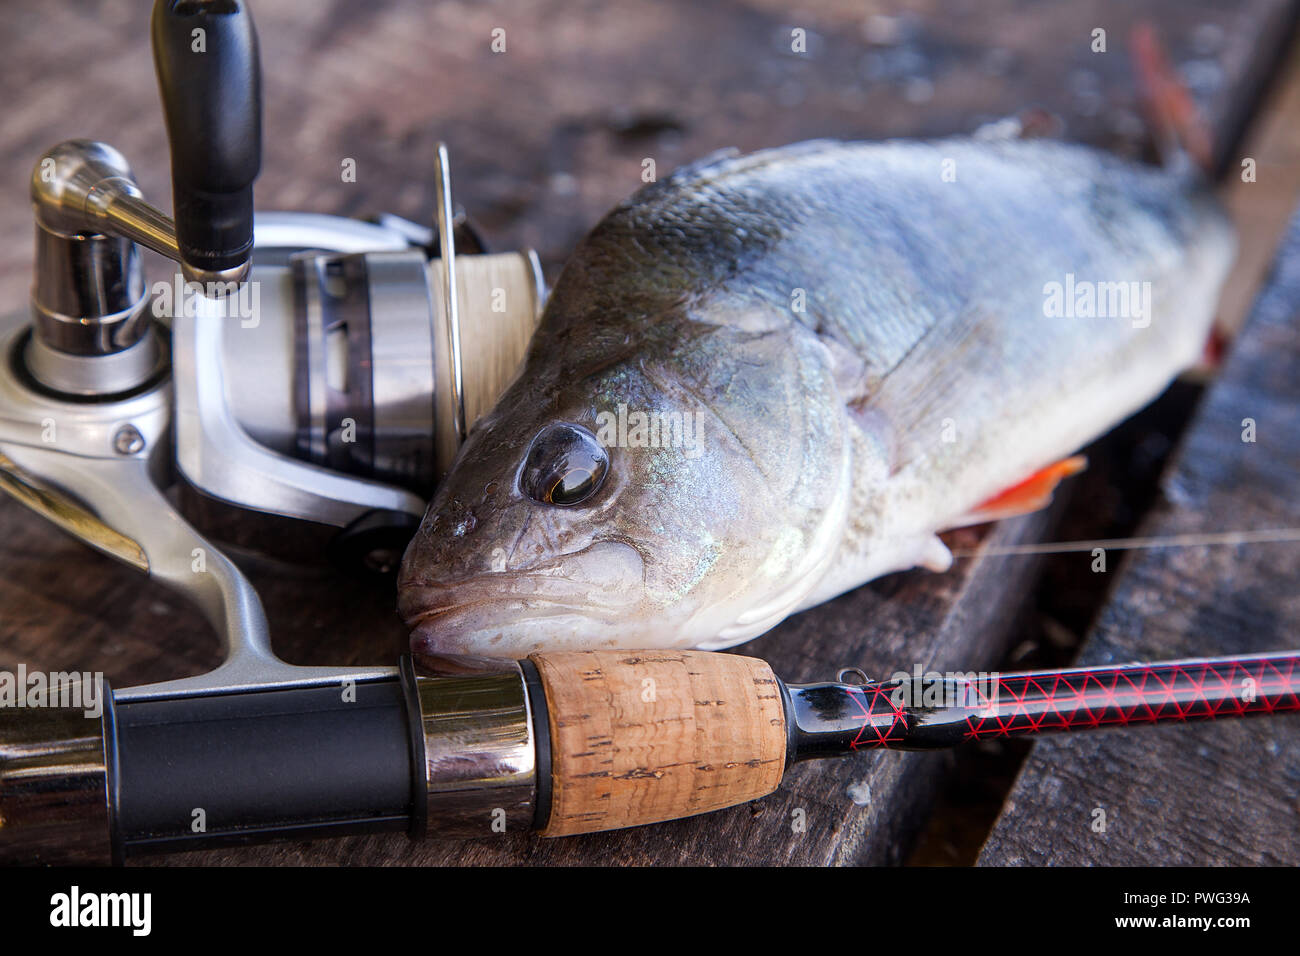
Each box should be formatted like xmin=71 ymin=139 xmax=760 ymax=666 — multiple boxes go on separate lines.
xmin=950 ymin=455 xmax=1087 ymax=527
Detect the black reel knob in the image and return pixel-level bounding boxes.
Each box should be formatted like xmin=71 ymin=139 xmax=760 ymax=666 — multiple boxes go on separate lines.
xmin=151 ymin=0 xmax=262 ymax=283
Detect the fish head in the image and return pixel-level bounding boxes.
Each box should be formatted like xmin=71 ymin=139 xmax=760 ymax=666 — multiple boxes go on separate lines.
xmin=398 ymin=300 xmax=852 ymax=658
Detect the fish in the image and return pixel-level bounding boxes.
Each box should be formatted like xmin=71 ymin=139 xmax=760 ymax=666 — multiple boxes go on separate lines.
xmin=397 ymin=126 xmax=1235 ymax=658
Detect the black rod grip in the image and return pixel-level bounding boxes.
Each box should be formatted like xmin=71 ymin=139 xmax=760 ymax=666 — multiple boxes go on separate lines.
xmin=151 ymin=0 xmax=261 ymax=276
xmin=114 ymin=679 xmax=414 ymax=854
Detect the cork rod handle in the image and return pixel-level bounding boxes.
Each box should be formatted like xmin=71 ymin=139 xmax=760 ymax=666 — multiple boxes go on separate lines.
xmin=528 ymin=650 xmax=788 ymax=837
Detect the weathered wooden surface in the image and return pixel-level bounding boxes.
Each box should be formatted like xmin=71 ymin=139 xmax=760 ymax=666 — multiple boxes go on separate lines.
xmin=978 ymin=212 xmax=1300 ymax=867
xmin=0 ymin=0 xmax=1293 ymax=866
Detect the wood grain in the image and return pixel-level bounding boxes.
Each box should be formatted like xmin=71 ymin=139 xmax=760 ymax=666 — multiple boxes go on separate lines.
xmin=531 ymin=650 xmax=786 ymax=836
xmin=978 ymin=210 xmax=1300 ymax=867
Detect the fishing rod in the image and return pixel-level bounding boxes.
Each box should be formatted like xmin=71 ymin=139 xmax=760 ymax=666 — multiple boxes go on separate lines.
xmin=787 ymin=651 xmax=1300 ymax=752
xmin=3 ymin=648 xmax=1296 ymax=862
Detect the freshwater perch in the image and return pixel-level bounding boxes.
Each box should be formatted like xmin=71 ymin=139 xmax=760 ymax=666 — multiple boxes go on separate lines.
xmin=398 ymin=135 xmax=1235 ymax=656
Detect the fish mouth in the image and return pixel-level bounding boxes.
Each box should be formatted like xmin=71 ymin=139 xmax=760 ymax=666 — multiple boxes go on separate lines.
xmin=408 ymin=600 xmax=634 ymax=657
xmin=401 ymin=540 xmax=646 ymax=657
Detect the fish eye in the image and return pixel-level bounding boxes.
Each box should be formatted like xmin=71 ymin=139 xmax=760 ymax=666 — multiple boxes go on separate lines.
xmin=520 ymin=423 xmax=609 ymax=506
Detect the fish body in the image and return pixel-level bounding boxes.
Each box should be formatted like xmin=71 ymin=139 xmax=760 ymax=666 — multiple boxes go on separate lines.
xmin=397 ymin=136 xmax=1235 ymax=657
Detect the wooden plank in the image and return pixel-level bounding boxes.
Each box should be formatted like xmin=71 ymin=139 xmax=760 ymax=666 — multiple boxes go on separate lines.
xmin=1215 ymin=27 xmax=1300 ymax=337
xmin=978 ymin=210 xmax=1300 ymax=867
xmin=0 ymin=0 xmax=1292 ymax=865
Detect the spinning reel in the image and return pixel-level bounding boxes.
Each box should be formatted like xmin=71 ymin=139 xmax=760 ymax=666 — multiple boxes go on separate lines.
xmin=0 ymin=1 xmax=548 ymax=860
xmin=1 ymin=3 xmax=543 ymax=696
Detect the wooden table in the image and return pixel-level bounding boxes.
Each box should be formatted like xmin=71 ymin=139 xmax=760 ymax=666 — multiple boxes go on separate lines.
xmin=0 ymin=0 xmax=1294 ymax=865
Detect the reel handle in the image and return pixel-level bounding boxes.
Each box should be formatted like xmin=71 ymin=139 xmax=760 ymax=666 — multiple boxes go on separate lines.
xmin=151 ymin=0 xmax=262 ymax=284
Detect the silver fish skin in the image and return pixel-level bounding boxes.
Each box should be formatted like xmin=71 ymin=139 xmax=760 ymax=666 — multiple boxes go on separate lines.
xmin=397 ymin=136 xmax=1235 ymax=657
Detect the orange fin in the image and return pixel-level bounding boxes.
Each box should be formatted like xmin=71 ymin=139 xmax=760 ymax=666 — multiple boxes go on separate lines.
xmin=955 ymin=456 xmax=1088 ymax=526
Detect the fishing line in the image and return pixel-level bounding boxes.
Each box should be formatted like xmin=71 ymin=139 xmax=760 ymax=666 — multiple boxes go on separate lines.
xmin=951 ymin=527 xmax=1300 ymax=558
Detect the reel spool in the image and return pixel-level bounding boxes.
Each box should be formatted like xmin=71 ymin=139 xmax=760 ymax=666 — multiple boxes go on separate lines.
xmin=268 ymin=147 xmax=544 ymax=497
xmin=178 ymin=148 xmax=545 ymax=570
xmin=278 ymin=248 xmax=542 ymax=494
